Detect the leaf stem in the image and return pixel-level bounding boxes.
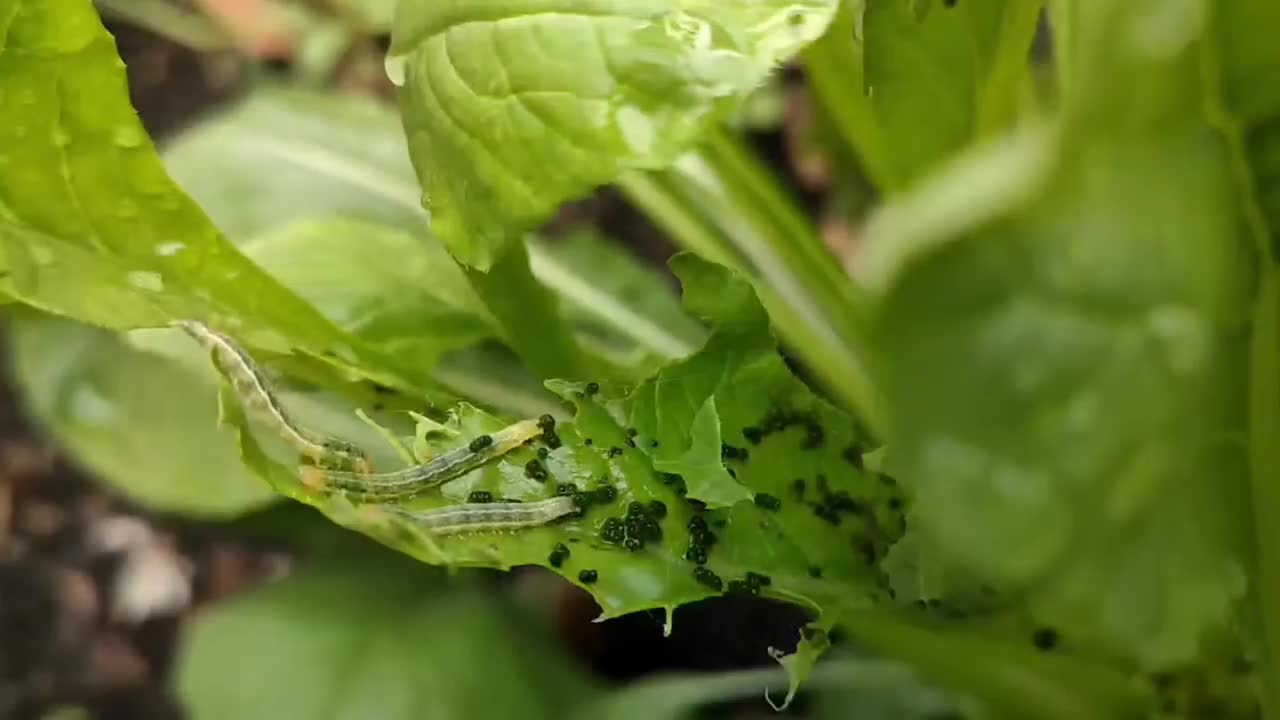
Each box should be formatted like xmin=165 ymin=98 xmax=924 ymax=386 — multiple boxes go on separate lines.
xmin=801 ymin=1 xmax=898 ymax=191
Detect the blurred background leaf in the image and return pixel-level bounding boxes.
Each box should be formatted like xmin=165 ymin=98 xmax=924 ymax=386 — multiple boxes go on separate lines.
xmin=176 ymin=551 xmax=600 ymax=720
xmin=8 ymin=309 xmax=277 ymax=516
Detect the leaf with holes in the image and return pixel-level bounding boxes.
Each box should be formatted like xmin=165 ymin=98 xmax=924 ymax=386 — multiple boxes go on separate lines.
xmin=221 ymin=256 xmax=896 ymax=627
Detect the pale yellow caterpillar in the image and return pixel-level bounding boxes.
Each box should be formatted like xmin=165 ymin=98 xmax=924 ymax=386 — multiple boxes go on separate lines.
xmin=173 ymin=320 xmax=373 ymax=474
xmin=392 ymin=496 xmax=577 ymax=535
xmin=298 ymin=419 xmax=543 ymax=501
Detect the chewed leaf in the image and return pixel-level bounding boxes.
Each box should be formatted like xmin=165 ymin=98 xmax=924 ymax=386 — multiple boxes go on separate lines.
xmin=212 ymin=258 xmax=894 ymax=628
xmin=391 ymin=0 xmax=839 ymax=269
xmin=767 ymin=618 xmax=833 ymax=711
xmin=625 ymin=255 xmax=883 ymax=520
xmin=651 ymin=395 xmax=752 ymax=509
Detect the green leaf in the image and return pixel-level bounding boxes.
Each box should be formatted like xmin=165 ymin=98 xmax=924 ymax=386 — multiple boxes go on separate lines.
xmin=0 ymin=0 xmax=448 ymax=406
xmin=620 ymin=129 xmax=884 ymax=437
xmin=176 ymin=555 xmax=598 ymax=720
xmin=163 ymin=89 xmax=701 ymax=374
xmin=578 ymin=658 xmax=965 ymax=720
xmin=624 ymin=256 xmax=882 ymax=517
xmin=531 ymin=230 xmax=705 ymax=362
xmin=861 ymin=0 xmax=1254 ymax=670
xmin=8 ymin=310 xmax=276 ymax=516
xmin=803 ymin=0 xmax=1043 ymax=192
xmin=1249 ymin=269 xmax=1280 ymax=717
xmin=390 ymin=0 xmax=840 ymax=269
xmin=462 ymin=239 xmax=590 ymax=380
xmin=162 ymin=88 xmax=427 ymax=240
xmin=834 ymin=608 xmax=1153 ymax=720
xmin=0 ymin=3 xmax=309 ymax=346
xmin=651 ymin=395 xmax=751 ymax=508
xmin=223 ymin=258 xmax=897 ymax=627
xmin=241 ymin=217 xmax=495 ymax=368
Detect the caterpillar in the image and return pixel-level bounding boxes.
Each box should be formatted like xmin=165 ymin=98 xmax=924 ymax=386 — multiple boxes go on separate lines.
xmin=173 ymin=320 xmax=373 ymax=474
xmin=392 ymin=496 xmax=577 ymax=535
xmin=298 ymin=419 xmax=543 ymax=501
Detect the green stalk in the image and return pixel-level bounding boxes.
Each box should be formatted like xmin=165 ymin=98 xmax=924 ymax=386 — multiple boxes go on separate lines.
xmin=802 ymin=0 xmax=898 ymax=191
xmin=619 ymin=129 xmax=886 ymax=437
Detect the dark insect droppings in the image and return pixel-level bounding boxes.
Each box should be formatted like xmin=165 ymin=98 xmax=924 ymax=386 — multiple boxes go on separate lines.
xmin=693 ymin=566 xmax=723 ymax=592
xmin=548 ymin=543 xmax=570 ymax=568
xmin=801 ymin=422 xmax=824 ymax=450
xmin=1032 ymin=627 xmax=1060 ymax=652
xmin=727 ymin=580 xmax=756 ymax=596
xmin=537 ymin=414 xmax=557 ymax=431
xmin=467 ymin=490 xmax=493 ymax=504
xmin=808 ymin=565 xmax=823 ymax=579
xmin=647 ymin=500 xmax=667 ymax=519
xmin=742 ymin=426 xmax=763 ymax=445
xmin=791 ymin=478 xmax=806 ymax=499
xmin=601 ymin=518 xmax=625 ymax=544
xmin=524 ymin=459 xmax=549 ymax=482
xmin=585 ymin=381 xmax=600 ymax=395
xmin=754 ymin=493 xmax=782 ymax=512
xmin=468 ymin=434 xmax=494 ymax=452
xmin=841 ymin=445 xmax=864 ymax=470
xmin=578 ymin=569 xmax=598 ymax=584
xmin=556 ymin=483 xmax=579 ymax=497
xmin=684 ymin=545 xmax=708 ymax=564
xmin=594 ymin=485 xmax=617 ymax=504
xmin=745 ymin=571 xmax=771 ymax=587
xmin=624 ymin=536 xmax=644 ymax=552
xmin=543 ymin=431 xmax=562 ymax=450
xmin=584 ymin=438 xmax=594 ymax=446
xmin=536 ymin=447 xmax=550 ymax=460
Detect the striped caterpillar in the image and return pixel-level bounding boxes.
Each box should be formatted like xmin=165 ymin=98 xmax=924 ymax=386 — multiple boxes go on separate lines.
xmin=174 ymin=320 xmax=373 ymax=474
xmin=176 ymin=320 xmax=572 ymax=537
xmin=297 ymin=419 xmax=543 ymax=501
xmin=392 ymin=496 xmax=577 ymax=536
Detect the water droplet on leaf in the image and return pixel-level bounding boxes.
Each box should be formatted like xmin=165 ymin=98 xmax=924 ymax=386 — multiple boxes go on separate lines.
xmin=384 ymin=55 xmax=407 ymax=87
